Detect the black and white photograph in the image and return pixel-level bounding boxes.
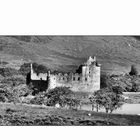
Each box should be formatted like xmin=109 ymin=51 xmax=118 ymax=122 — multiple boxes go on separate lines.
xmin=1 ymin=0 xmax=140 ymax=140
xmin=0 ymin=36 xmax=139 ymax=126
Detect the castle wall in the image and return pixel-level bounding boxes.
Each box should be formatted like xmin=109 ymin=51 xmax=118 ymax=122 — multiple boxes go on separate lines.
xmin=48 ymin=75 xmax=57 ymax=89
xmin=49 ymin=74 xmax=72 ymax=89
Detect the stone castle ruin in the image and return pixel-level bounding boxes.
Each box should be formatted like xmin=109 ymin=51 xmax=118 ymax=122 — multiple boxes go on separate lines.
xmin=30 ymin=56 xmax=101 ymax=92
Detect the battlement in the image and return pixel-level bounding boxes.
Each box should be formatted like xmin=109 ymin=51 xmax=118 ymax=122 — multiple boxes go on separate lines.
xmin=30 ymin=56 xmax=101 ymax=92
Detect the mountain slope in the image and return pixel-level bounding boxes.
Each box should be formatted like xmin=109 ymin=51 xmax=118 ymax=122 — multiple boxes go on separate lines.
xmin=0 ymin=36 xmax=140 ymax=74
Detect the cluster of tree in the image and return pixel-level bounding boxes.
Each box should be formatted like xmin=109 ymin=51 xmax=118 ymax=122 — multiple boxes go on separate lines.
xmin=43 ymin=87 xmax=80 ymax=109
xmin=100 ymin=65 xmax=140 ymax=92
xmin=0 ymin=74 xmax=32 ymax=103
xmin=29 ymin=87 xmax=80 ymax=109
xmin=89 ymin=86 xmax=124 ymax=113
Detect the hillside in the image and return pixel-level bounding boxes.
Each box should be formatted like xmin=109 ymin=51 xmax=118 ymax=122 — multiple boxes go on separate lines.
xmin=0 ymin=36 xmax=140 ymax=74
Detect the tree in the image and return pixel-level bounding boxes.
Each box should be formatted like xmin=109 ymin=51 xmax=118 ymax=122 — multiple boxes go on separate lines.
xmin=89 ymin=86 xmax=124 ymax=113
xmin=44 ymin=87 xmax=80 ymax=109
xmin=89 ymin=94 xmax=101 ymax=112
xmin=100 ymin=73 xmax=116 ymax=89
xmin=129 ymin=65 xmax=138 ymax=76
xmin=62 ymin=97 xmax=80 ymax=109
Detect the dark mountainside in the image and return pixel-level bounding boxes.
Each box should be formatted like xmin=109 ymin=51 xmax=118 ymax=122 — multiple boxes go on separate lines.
xmin=0 ymin=36 xmax=140 ymax=74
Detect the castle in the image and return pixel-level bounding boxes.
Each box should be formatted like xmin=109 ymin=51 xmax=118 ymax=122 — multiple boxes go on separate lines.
xmin=30 ymin=56 xmax=101 ymax=93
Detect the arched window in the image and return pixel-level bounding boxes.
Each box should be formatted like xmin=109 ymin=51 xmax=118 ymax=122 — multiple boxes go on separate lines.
xmin=85 ymin=77 xmax=87 ymax=81
xmin=73 ymin=77 xmax=75 ymax=81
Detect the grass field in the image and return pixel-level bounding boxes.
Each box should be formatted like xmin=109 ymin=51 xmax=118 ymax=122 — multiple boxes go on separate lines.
xmin=0 ymin=103 xmax=140 ymax=126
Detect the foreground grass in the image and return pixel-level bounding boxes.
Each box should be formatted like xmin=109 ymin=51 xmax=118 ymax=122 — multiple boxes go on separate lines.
xmin=0 ymin=103 xmax=140 ymax=126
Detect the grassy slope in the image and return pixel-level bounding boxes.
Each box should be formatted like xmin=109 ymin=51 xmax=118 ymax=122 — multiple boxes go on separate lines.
xmin=0 ymin=103 xmax=140 ymax=126
xmin=0 ymin=36 xmax=140 ymax=74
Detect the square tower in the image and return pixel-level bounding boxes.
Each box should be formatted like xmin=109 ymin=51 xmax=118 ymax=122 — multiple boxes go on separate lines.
xmin=82 ymin=56 xmax=101 ymax=92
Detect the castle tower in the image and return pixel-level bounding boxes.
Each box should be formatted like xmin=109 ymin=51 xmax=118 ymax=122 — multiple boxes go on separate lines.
xmin=81 ymin=56 xmax=101 ymax=92
xmin=89 ymin=59 xmax=101 ymax=91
